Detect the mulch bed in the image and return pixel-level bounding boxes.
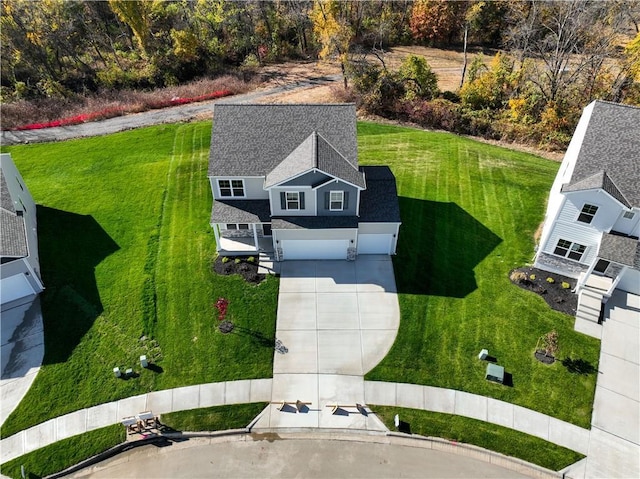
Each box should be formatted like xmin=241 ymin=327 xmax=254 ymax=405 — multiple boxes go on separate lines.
xmin=534 ymin=350 xmax=556 ymax=364
xmin=213 ymin=256 xmax=265 ymax=284
xmin=509 ymin=266 xmax=577 ymax=316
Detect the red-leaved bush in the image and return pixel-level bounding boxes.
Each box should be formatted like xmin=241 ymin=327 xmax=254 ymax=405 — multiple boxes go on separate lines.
xmin=214 ymin=297 xmax=229 ymax=322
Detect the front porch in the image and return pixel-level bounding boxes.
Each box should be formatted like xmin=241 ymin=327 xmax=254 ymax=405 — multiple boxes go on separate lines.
xmin=217 ymin=235 xmax=274 ymax=256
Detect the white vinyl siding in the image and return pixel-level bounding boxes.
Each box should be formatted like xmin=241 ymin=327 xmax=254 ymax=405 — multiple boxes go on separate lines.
xmin=618 ymin=269 xmax=640 ymax=295
xmin=210 ymin=177 xmax=267 ymax=200
xmin=542 ymin=222 xmax=600 ymax=265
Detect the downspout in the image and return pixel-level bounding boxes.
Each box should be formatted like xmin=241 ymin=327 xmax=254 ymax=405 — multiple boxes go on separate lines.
xmin=252 ymin=224 xmax=259 ymax=251
xmin=213 ymin=224 xmax=221 ymax=252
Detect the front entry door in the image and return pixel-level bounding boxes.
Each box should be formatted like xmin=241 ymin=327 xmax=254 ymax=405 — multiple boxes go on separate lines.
xmin=263 ymin=224 xmax=272 ymax=236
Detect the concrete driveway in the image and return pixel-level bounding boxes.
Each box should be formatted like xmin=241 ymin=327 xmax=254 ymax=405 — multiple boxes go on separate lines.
xmin=580 ymin=290 xmax=640 ymax=479
xmin=253 ymin=256 xmax=399 ymax=430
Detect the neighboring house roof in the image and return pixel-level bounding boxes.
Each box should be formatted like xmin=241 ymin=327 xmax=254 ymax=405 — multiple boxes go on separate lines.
xmin=264 ymin=131 xmax=365 ymax=188
xmin=0 ymin=169 xmax=28 ymax=259
xmin=211 ymin=200 xmax=271 ymax=224
xmin=358 ymin=166 xmax=402 ymax=223
xmin=598 ymin=233 xmax=640 ymax=269
xmin=209 ymin=104 xmax=359 ymax=179
xmin=562 ymin=101 xmax=640 ymax=208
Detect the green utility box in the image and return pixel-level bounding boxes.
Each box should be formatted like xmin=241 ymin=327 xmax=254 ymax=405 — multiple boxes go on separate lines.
xmin=485 ymin=363 xmax=505 ymax=384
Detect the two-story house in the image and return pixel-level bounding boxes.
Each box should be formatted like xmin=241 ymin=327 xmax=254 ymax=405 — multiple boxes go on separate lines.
xmin=534 ymin=101 xmax=639 ymax=298
xmin=207 ymin=104 xmax=401 ymax=261
xmin=1 ymin=153 xmax=44 ymax=310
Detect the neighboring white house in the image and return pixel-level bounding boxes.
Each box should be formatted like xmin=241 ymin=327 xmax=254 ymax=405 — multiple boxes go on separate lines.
xmin=207 ymin=104 xmax=401 ymax=260
xmin=1 ymin=153 xmax=44 ymax=311
xmin=534 ymin=101 xmax=639 ymax=297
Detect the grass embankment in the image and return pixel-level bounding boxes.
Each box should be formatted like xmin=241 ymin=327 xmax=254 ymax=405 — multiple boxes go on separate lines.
xmin=374 ymin=406 xmax=584 ymax=471
xmin=359 ymin=122 xmax=599 ymax=429
xmin=161 ymin=402 xmax=268 ymax=432
xmin=0 ymin=425 xmax=125 ymax=479
xmin=1 ymin=123 xmax=278 ymax=438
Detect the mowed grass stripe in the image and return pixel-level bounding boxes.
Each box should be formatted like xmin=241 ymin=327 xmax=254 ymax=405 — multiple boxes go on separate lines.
xmin=359 ymin=123 xmax=598 ymax=428
xmin=1 ymin=123 xmax=278 ymax=437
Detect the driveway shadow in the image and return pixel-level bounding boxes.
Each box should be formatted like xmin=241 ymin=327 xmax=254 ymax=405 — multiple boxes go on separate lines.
xmin=394 ymin=199 xmax=501 ymax=297
xmin=36 ymin=206 xmax=119 ymax=364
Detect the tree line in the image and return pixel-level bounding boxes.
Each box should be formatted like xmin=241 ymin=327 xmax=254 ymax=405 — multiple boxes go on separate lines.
xmin=2 ymin=0 xmax=639 ymax=149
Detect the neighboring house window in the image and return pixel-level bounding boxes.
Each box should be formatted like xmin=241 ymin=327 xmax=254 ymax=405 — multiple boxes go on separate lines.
xmin=280 ymin=191 xmax=305 ymax=210
xmin=218 ymin=179 xmax=244 ymax=197
xmin=623 ymin=211 xmax=635 ymax=219
xmin=329 ymin=191 xmax=344 ymax=211
xmin=324 ymin=191 xmax=349 ymax=211
xmin=226 ymin=223 xmax=249 ymax=230
xmin=577 ymin=204 xmax=598 ymax=224
xmin=553 ymin=239 xmax=587 ymax=261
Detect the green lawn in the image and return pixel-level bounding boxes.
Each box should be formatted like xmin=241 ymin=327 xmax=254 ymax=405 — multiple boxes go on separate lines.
xmin=1 ymin=124 xmax=278 ymax=438
xmin=1 ymin=120 xmax=598 ymax=442
xmin=161 ymin=402 xmax=268 ymax=432
xmin=373 ymin=406 xmax=584 ymax=471
xmin=359 ymin=122 xmax=599 ymax=428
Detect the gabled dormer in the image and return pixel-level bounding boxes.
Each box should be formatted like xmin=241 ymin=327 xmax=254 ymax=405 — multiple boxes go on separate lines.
xmin=264 ymin=131 xmax=365 ymax=217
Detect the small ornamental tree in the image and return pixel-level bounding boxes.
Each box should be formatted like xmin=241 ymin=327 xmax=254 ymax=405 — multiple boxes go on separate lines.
xmin=214 ymin=297 xmax=233 ymax=333
xmin=214 ymin=297 xmax=229 ymax=321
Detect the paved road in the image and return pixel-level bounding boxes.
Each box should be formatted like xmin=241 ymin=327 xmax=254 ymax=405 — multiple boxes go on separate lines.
xmin=0 ymin=74 xmax=341 ymax=146
xmin=68 ymin=435 xmax=535 ymax=479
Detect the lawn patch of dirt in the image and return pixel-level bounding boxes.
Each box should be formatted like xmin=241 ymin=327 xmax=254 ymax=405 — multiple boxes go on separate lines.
xmin=213 ymin=256 xmax=265 ymax=284
xmin=510 ymin=267 xmax=577 ymax=316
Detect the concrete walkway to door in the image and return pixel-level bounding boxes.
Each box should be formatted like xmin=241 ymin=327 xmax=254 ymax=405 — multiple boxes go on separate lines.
xmin=253 ymin=256 xmax=399 ymax=430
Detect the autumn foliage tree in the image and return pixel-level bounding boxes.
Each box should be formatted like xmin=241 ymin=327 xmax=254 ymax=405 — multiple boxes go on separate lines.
xmin=310 ymin=0 xmax=353 ymax=89
xmin=409 ymin=0 xmax=463 ymax=45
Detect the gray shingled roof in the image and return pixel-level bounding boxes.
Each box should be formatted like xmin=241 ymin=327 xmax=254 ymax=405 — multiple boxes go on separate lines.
xmin=265 ymin=131 xmax=365 ymax=188
xmin=562 ymin=170 xmax=630 ymax=208
xmin=0 ymin=169 xmax=28 ymax=258
xmin=209 ymin=104 xmax=359 ymax=179
xmin=358 ymin=166 xmax=402 ymax=223
xmin=563 ymin=101 xmax=640 ymax=207
xmin=598 ymin=233 xmax=640 ymax=268
xmin=211 ymin=200 xmax=271 ymax=224
xmin=272 ymin=216 xmax=359 ymax=230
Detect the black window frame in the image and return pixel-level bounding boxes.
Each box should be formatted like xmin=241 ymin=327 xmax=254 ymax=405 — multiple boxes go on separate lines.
xmin=218 ymin=179 xmax=245 ymax=197
xmin=577 ymin=204 xmax=598 ymax=224
xmin=553 ymin=239 xmax=587 ymax=261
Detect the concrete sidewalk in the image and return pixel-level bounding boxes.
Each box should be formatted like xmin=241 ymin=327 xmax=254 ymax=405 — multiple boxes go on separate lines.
xmin=364 ymin=381 xmax=590 ymax=455
xmin=0 ymin=379 xmax=272 ymax=464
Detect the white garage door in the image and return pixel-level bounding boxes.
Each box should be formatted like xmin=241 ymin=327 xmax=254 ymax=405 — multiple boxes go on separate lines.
xmin=357 ymin=234 xmax=392 ymax=254
xmin=0 ymin=274 xmax=36 ymax=305
xmin=282 ymin=239 xmax=349 ymax=260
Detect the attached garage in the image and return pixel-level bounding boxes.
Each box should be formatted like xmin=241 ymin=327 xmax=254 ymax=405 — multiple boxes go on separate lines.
xmin=357 ymin=234 xmax=393 ymax=255
xmin=281 ymin=239 xmax=349 ymax=260
xmin=0 ymin=273 xmax=36 ymax=310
